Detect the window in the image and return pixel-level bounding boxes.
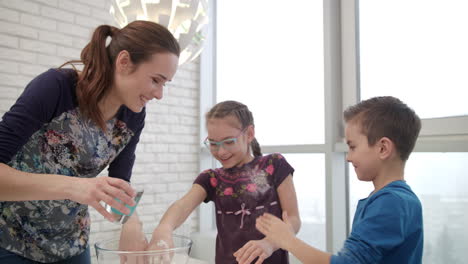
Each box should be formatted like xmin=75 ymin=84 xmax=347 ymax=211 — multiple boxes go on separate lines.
xmin=354 ymin=1 xmax=468 ymax=263
xmin=201 ymin=0 xmax=330 ymax=255
xmin=215 ymin=0 xmax=326 ymax=250
xmin=216 ymin=0 xmax=324 ymax=145
xmin=359 ymin=0 xmax=468 ymax=119
xmin=283 ymin=153 xmax=326 ymax=251
xmin=200 ymin=1 xmax=468 ymax=261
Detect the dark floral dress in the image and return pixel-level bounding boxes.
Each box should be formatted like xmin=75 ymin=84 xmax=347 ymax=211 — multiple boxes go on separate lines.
xmin=194 ymin=153 xmax=294 ymax=264
xmin=0 ymin=69 xmax=145 ymax=262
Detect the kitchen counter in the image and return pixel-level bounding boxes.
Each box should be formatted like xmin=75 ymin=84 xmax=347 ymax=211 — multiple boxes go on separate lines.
xmin=188 ymin=258 xmax=209 ymax=264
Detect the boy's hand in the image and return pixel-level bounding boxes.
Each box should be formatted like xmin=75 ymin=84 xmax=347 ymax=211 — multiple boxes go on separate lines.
xmin=234 ymin=239 xmax=275 ymax=264
xmin=256 ymin=211 xmax=295 ymax=250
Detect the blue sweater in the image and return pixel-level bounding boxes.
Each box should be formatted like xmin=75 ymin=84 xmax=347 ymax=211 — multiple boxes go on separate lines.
xmin=331 ymin=181 xmax=423 ymax=264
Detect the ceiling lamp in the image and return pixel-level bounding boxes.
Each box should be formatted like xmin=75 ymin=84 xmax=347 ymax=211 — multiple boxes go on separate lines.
xmin=110 ymin=0 xmax=209 ymax=65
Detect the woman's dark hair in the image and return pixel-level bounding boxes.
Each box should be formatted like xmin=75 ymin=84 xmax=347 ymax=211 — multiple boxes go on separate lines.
xmin=61 ymin=20 xmax=180 ymax=130
xmin=206 ymin=100 xmax=262 ymax=157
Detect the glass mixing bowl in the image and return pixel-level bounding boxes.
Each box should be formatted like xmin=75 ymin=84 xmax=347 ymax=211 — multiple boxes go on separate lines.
xmin=95 ymin=234 xmax=192 ymax=264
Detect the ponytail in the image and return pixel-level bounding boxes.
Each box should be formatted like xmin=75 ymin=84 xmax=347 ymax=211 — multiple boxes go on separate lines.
xmin=60 ymin=21 xmax=180 ymax=131
xmin=251 ymin=137 xmax=262 ymax=157
xmin=77 ymin=25 xmax=117 ymax=130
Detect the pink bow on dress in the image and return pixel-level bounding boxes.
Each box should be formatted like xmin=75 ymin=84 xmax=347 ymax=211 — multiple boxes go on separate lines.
xmin=235 ymin=203 xmax=251 ymax=229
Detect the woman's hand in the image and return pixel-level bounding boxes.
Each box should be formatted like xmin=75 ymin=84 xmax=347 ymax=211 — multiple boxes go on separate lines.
xmin=68 ymin=176 xmax=136 ymax=221
xmin=145 ymin=226 xmax=175 ymax=264
xmin=256 ymin=211 xmax=295 ymax=250
xmin=119 ymin=215 xmax=148 ymax=264
xmin=233 ymin=239 xmax=276 ymax=264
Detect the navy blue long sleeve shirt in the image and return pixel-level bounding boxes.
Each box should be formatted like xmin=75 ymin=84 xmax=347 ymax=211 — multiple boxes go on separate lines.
xmin=331 ymin=181 xmax=424 ymax=264
xmin=0 ymin=69 xmax=145 ymax=262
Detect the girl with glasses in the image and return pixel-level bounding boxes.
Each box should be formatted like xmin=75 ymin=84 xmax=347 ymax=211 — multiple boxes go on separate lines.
xmin=146 ymin=100 xmax=301 ymax=264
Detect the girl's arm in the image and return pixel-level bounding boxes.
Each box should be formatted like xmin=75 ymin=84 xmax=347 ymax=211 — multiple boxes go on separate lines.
xmin=156 ymin=184 xmax=207 ymax=231
xmin=147 ymin=184 xmax=207 ymax=248
xmin=277 ymin=174 xmax=301 ymax=233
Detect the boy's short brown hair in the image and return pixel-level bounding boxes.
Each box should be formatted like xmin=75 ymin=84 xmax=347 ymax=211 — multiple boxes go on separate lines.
xmin=344 ymin=96 xmax=421 ymax=161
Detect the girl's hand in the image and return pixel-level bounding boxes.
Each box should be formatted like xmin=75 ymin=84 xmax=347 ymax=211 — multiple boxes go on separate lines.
xmin=145 ymin=227 xmax=175 ymax=264
xmin=233 ymin=239 xmax=275 ymax=264
xmin=119 ymin=216 xmax=148 ymax=264
xmin=69 ymin=177 xmax=136 ymax=221
xmin=256 ymin=211 xmax=295 ymax=250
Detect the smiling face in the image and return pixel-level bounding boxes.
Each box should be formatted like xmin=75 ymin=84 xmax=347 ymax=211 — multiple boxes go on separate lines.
xmin=113 ymin=52 xmax=179 ymax=113
xmin=345 ymin=121 xmax=382 ymax=182
xmin=206 ymin=116 xmax=254 ymax=169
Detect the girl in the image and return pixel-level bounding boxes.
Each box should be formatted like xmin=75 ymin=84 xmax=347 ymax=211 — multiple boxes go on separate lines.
xmin=146 ymin=100 xmax=301 ymax=264
xmin=0 ymin=21 xmax=180 ymax=263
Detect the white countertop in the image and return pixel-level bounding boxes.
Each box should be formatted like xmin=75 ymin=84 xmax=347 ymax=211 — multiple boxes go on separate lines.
xmin=92 ymin=256 xmax=208 ymax=264
xmin=188 ymin=258 xmax=209 ymax=264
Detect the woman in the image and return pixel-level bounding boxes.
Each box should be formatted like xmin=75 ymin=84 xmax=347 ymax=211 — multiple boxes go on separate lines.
xmin=0 ymin=20 xmax=180 ymax=263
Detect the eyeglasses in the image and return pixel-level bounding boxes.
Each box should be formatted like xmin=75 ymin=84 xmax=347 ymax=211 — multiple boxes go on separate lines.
xmin=203 ymin=128 xmax=247 ymax=152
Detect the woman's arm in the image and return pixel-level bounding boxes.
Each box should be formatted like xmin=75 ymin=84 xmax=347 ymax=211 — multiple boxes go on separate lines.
xmin=119 ymin=212 xmax=148 ymax=264
xmin=0 ymin=70 xmax=137 ymax=221
xmin=0 ymin=162 xmax=72 ymax=201
xmin=0 ymin=163 xmax=137 ymax=221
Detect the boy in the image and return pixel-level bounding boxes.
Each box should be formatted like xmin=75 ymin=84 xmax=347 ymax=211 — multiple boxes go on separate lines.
xmin=256 ymin=96 xmax=423 ymax=264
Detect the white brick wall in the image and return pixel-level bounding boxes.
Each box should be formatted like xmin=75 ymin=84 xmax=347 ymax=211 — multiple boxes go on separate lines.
xmin=0 ymin=0 xmax=201 ymax=262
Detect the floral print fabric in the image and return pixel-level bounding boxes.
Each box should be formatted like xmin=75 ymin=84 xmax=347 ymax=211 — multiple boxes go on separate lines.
xmin=194 ymin=153 xmax=294 ymax=264
xmin=0 ymin=108 xmax=134 ymax=262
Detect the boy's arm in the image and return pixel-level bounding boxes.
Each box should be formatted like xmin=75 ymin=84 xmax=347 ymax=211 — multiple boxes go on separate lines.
xmin=331 ymin=192 xmax=413 ymax=264
xmin=287 ymin=237 xmax=331 ymax=264
xmin=256 ymin=212 xmax=331 ymax=264
xmin=278 ymin=175 xmax=327 ymax=263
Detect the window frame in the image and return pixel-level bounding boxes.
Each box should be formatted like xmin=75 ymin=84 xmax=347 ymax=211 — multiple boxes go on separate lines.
xmin=345 ymin=0 xmax=468 ymax=151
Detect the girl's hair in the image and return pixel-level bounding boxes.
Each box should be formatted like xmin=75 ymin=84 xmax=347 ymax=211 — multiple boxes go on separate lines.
xmin=206 ymin=100 xmax=262 ymax=157
xmin=61 ymin=20 xmax=180 ymax=130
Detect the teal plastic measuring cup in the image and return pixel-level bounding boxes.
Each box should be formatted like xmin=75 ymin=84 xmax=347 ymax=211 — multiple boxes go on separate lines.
xmin=104 ymin=188 xmax=144 ymax=224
